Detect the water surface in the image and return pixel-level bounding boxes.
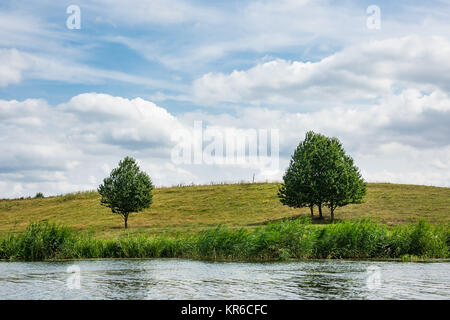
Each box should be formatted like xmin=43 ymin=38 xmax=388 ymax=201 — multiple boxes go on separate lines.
xmin=0 ymin=259 xmax=448 ymax=299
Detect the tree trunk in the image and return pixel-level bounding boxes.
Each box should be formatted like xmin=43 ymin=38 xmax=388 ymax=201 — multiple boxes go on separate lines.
xmin=124 ymin=214 xmax=128 ymax=229
xmin=330 ymin=208 xmax=334 ymax=222
xmin=318 ymin=203 xmax=323 ymax=219
xmin=309 ymin=205 xmax=314 ymax=217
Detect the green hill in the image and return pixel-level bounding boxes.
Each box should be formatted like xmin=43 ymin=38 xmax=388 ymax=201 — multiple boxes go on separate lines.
xmin=0 ymin=182 xmax=449 ymax=239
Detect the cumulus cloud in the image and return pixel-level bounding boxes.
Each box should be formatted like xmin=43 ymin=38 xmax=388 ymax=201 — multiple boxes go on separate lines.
xmin=182 ymin=88 xmax=450 ymax=187
xmin=193 ymin=36 xmax=450 ymax=108
xmin=1 ymin=88 xmax=450 ymax=198
xmin=0 ymin=94 xmax=191 ymax=198
xmin=60 ymin=93 xmax=185 ymax=152
xmin=1 ymin=1 xmax=450 ymax=197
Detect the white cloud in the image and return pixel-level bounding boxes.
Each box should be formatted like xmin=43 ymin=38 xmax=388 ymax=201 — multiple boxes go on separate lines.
xmin=89 ymin=0 xmax=222 ymax=25
xmin=181 ymin=88 xmax=450 ymax=187
xmin=0 ymin=10 xmax=83 ymax=57
xmin=1 ymin=2 xmax=450 ymax=197
xmin=1 ymin=88 xmax=450 ymax=198
xmin=0 ymin=49 xmax=29 ymax=86
xmin=100 ymin=0 xmax=357 ymax=72
xmin=193 ymin=35 xmax=450 ymax=108
xmin=0 ymin=48 xmax=180 ymax=90
xmin=59 ymin=93 xmax=184 ymax=151
xmin=0 ymin=93 xmax=191 ymax=197
xmin=100 ymin=0 xmax=450 ymax=76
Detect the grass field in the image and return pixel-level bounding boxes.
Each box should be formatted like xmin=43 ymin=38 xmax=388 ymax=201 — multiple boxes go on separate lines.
xmin=0 ymin=182 xmax=449 ymax=239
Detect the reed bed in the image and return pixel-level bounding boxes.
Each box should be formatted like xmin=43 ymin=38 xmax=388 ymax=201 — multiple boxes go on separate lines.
xmin=0 ymin=219 xmax=448 ymax=261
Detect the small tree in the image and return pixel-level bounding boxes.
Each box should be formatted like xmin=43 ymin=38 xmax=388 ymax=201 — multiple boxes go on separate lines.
xmin=98 ymin=156 xmax=153 ymax=228
xmin=278 ymin=131 xmax=366 ymax=222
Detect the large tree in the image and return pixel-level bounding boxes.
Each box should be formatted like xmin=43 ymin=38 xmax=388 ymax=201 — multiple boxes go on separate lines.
xmin=98 ymin=156 xmax=153 ymax=228
xmin=278 ymin=131 xmax=366 ymax=221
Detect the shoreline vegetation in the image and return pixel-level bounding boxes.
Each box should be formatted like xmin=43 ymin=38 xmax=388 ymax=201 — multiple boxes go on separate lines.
xmin=0 ymin=218 xmax=448 ymax=262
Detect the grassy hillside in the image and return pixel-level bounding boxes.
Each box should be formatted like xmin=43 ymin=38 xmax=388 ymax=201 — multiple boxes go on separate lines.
xmin=0 ymin=182 xmax=449 ymax=239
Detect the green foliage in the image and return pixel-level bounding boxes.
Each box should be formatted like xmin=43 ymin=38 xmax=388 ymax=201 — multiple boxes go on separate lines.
xmin=98 ymin=156 xmax=153 ymax=228
xmin=197 ymin=226 xmax=250 ymax=259
xmin=278 ymin=131 xmax=318 ymax=211
xmin=313 ymin=220 xmax=389 ymax=258
xmin=34 ymin=192 xmax=44 ymax=199
xmin=388 ymin=220 xmax=449 ymax=258
xmin=1 ymin=220 xmax=447 ymax=261
xmin=279 ymin=131 xmax=366 ymax=221
xmin=0 ymin=221 xmax=73 ymax=261
xmin=1 ymin=183 xmax=449 ymax=239
xmin=249 ymin=218 xmax=316 ymax=260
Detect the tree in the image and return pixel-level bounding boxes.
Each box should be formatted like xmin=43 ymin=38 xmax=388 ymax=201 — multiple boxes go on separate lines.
xmin=278 ymin=131 xmax=366 ymax=222
xmin=98 ymin=156 xmax=153 ymax=228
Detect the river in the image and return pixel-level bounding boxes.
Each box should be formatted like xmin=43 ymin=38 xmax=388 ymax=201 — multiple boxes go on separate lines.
xmin=0 ymin=259 xmax=448 ymax=299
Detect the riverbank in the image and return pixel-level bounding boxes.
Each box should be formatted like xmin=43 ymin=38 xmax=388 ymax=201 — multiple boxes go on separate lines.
xmin=1 ymin=219 xmax=448 ymax=262
xmin=1 ymin=182 xmax=450 ymax=239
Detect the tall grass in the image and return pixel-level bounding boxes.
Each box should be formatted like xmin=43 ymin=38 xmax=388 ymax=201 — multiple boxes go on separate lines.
xmin=0 ymin=219 xmax=448 ymax=261
xmin=0 ymin=221 xmax=73 ymax=260
xmin=388 ymin=220 xmax=449 ymax=258
xmin=196 ymin=216 xmax=317 ymax=260
xmin=313 ymin=219 xmax=390 ymax=259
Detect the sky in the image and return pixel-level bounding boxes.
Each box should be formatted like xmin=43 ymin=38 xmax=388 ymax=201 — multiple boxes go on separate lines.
xmin=1 ymin=0 xmax=450 ymax=198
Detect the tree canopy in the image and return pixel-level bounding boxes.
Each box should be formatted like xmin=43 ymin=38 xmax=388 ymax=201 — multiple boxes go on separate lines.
xmin=278 ymin=131 xmax=366 ymax=221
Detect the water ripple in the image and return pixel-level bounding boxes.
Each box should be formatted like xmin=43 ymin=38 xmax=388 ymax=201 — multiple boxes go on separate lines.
xmin=0 ymin=259 xmax=448 ymax=299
